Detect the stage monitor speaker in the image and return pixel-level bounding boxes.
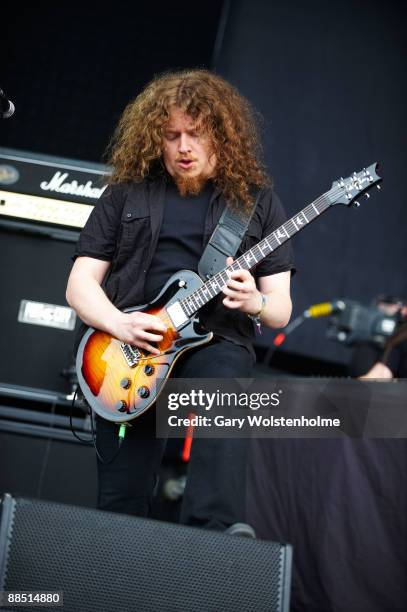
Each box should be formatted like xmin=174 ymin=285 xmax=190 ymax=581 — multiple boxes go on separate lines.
xmin=0 ymin=228 xmax=77 ymax=393
xmin=0 ymin=494 xmax=292 ymax=612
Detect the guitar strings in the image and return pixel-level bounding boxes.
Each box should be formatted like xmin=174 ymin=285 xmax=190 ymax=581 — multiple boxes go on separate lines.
xmin=181 ymin=179 xmax=374 ymax=315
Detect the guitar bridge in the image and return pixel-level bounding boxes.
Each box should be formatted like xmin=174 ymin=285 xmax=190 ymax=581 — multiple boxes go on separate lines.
xmin=120 ymin=343 xmax=141 ymax=367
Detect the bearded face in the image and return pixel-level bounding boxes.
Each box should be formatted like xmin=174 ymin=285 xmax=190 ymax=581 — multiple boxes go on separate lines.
xmin=162 ymin=107 xmax=217 ymax=196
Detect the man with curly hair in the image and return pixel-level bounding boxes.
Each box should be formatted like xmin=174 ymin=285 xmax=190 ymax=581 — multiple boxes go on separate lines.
xmin=66 ymin=69 xmax=295 ymax=531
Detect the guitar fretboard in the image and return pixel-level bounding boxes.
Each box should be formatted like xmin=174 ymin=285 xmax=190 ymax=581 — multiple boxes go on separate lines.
xmin=179 ymin=192 xmax=331 ymax=317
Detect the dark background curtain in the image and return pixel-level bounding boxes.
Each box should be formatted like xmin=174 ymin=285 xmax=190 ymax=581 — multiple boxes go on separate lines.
xmin=1 ymin=3 xmax=223 ymax=160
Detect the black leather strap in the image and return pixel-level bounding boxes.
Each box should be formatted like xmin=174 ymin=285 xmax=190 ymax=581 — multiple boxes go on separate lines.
xmin=198 ymin=189 xmax=262 ymax=279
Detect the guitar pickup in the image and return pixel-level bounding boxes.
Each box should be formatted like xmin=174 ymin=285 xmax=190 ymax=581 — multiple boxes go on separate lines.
xmin=166 ymin=301 xmax=189 ymax=329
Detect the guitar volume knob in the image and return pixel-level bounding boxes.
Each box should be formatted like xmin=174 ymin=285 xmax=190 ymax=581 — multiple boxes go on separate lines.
xmin=115 ymin=400 xmax=128 ymax=412
xmin=120 ymin=378 xmax=131 ymax=389
xmin=138 ymin=386 xmax=150 ymax=399
xmin=144 ymin=365 xmax=155 ymax=376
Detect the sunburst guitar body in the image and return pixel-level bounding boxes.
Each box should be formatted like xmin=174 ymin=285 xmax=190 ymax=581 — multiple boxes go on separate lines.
xmin=76 ymin=270 xmax=212 ymax=422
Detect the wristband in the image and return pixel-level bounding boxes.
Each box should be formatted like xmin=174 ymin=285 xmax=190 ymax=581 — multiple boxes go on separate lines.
xmin=248 ymin=293 xmax=267 ymax=334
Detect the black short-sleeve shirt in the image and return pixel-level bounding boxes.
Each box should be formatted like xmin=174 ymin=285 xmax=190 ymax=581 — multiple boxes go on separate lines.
xmin=73 ymin=177 xmax=295 ymax=357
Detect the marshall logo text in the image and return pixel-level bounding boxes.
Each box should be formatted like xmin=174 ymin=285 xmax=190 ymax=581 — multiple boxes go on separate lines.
xmin=40 ymin=171 xmax=107 ymax=199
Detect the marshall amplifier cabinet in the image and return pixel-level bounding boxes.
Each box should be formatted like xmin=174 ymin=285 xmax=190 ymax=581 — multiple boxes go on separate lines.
xmin=0 ymin=148 xmax=108 ymax=393
xmin=0 ymin=146 xmax=107 ymax=237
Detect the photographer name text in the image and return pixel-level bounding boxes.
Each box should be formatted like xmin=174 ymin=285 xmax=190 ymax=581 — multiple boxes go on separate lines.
xmin=168 ymin=414 xmax=341 ymax=429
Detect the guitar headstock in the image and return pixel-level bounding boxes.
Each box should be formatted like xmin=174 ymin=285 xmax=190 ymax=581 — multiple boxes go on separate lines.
xmin=327 ymin=163 xmax=382 ymax=207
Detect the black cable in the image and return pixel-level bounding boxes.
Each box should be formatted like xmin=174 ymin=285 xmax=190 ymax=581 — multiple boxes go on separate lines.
xmin=69 ymin=385 xmax=127 ymax=463
xmin=90 ymin=408 xmax=126 ymax=465
xmin=69 ymin=387 xmax=93 ymax=444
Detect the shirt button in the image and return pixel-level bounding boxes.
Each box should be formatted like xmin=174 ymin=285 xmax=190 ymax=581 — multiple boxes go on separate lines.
xmin=126 ymin=213 xmax=132 ymax=218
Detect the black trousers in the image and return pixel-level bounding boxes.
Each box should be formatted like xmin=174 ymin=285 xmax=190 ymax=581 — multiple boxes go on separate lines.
xmin=95 ymin=338 xmax=254 ymax=530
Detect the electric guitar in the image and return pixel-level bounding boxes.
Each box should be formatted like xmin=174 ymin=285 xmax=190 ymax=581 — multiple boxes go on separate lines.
xmin=76 ymin=163 xmax=382 ymax=422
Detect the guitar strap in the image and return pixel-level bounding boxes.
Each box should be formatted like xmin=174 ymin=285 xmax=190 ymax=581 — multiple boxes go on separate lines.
xmin=198 ymin=188 xmax=262 ymax=279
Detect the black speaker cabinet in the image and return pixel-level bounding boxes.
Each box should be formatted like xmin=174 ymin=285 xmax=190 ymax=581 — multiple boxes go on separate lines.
xmin=0 ymin=227 xmax=77 ymax=393
xmin=0 ymin=494 xmax=292 ymax=612
xmin=0 ymin=429 xmax=97 ymax=509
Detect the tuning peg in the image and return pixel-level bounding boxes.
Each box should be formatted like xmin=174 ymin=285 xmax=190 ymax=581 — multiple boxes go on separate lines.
xmin=353 ymin=201 xmax=360 ymax=208
xmin=376 ymin=184 xmax=381 ymax=190
xmin=364 ymin=193 xmax=370 ymax=199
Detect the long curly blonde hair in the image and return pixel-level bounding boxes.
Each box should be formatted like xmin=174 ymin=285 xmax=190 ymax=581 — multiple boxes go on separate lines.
xmin=105 ymin=69 xmax=270 ymax=209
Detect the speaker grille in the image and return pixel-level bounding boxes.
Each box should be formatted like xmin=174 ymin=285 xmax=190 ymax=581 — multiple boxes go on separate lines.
xmin=1 ymin=496 xmax=291 ymax=611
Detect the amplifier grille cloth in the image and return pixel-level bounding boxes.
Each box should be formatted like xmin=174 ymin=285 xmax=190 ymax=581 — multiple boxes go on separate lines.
xmin=1 ymin=497 xmax=289 ymax=612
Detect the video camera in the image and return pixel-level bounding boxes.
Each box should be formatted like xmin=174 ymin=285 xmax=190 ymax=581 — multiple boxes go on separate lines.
xmin=327 ymin=297 xmax=406 ymax=347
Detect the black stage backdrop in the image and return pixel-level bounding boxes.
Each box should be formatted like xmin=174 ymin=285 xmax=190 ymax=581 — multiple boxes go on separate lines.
xmin=216 ymin=0 xmax=407 ymax=364
xmin=1 ymin=3 xmax=223 ymax=161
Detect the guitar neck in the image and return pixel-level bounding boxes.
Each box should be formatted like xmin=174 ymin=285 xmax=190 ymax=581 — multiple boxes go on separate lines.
xmin=180 ymin=192 xmax=332 ymax=317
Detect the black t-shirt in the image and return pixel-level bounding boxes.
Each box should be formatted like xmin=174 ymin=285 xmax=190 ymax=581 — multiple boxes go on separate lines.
xmin=73 ymin=176 xmax=296 ymax=357
xmin=144 ymin=181 xmax=212 ymax=302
